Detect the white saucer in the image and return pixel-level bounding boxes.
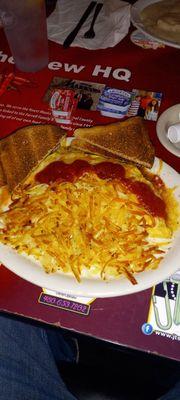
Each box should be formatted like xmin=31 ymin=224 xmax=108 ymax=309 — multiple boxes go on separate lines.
xmin=131 ymin=0 xmax=180 ymax=49
xmin=156 ymin=104 xmax=180 ymax=158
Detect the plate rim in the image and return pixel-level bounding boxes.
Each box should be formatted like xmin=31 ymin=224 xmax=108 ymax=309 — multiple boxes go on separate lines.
xmin=156 ymin=104 xmax=180 ymax=158
xmin=131 ymin=0 xmax=180 ymax=49
xmin=0 ymin=157 xmax=180 ymax=298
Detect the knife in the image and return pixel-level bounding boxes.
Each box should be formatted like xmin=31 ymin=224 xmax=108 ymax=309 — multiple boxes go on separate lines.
xmin=63 ymin=1 xmax=97 ymax=49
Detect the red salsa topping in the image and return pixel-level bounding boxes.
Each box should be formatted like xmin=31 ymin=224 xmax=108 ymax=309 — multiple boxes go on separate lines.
xmin=94 ymin=162 xmax=125 ymax=180
xmin=35 ymin=160 xmax=166 ymax=219
xmin=123 ymin=180 xmax=166 ymax=219
xmin=151 ymin=174 xmax=165 ymax=189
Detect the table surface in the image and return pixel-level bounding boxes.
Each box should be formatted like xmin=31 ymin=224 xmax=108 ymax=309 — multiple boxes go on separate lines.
xmin=0 ymin=12 xmax=180 ymax=362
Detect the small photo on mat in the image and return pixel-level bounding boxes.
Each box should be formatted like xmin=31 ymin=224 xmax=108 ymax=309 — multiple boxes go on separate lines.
xmin=96 ymin=87 xmax=132 ymax=119
xmin=128 ymin=89 xmax=163 ymax=121
xmin=44 ymin=77 xmax=105 ymax=111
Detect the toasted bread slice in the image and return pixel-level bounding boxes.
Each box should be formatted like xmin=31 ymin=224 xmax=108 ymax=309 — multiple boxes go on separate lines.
xmin=74 ymin=117 xmax=155 ymax=168
xmin=0 ymin=161 xmax=6 ymax=187
xmin=0 ymin=124 xmax=66 ymax=191
xmin=71 ymin=138 xmax=126 ymax=162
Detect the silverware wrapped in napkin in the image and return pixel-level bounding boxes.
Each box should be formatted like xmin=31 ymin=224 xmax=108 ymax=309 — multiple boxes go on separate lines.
xmin=47 ymin=0 xmax=131 ymax=49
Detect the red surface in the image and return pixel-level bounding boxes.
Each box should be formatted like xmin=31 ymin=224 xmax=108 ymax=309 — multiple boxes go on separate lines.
xmin=0 ymin=24 xmax=180 ymax=361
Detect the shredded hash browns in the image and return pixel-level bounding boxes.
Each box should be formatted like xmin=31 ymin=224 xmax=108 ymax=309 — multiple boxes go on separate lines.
xmin=0 ymin=150 xmax=179 ymax=284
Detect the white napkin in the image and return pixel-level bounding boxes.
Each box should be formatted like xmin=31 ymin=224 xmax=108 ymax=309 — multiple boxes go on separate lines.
xmin=47 ymin=0 xmax=131 ymax=49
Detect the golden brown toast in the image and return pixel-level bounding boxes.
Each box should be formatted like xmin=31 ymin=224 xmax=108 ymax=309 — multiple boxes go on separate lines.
xmin=0 ymin=161 xmax=6 ymax=187
xmin=74 ymin=117 xmax=155 ymax=168
xmin=0 ymin=124 xmax=66 ymax=191
xmin=71 ymin=138 xmax=125 ymax=162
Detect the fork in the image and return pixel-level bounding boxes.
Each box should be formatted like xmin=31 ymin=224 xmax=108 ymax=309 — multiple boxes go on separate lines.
xmin=84 ymin=3 xmax=103 ymax=39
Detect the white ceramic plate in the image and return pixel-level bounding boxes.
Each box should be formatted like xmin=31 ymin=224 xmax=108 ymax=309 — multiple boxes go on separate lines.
xmin=131 ymin=0 xmax=180 ymax=49
xmin=156 ymin=104 xmax=180 ymax=158
xmin=0 ymin=157 xmax=180 ymax=298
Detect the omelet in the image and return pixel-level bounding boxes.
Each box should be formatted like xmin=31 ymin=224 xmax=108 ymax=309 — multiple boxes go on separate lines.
xmin=0 ymin=146 xmax=179 ymax=284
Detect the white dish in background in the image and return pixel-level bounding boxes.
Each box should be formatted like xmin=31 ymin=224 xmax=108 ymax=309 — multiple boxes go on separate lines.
xmin=131 ymin=0 xmax=180 ymax=49
xmin=0 ymin=158 xmax=180 ymax=298
xmin=156 ymin=104 xmax=180 ymax=157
